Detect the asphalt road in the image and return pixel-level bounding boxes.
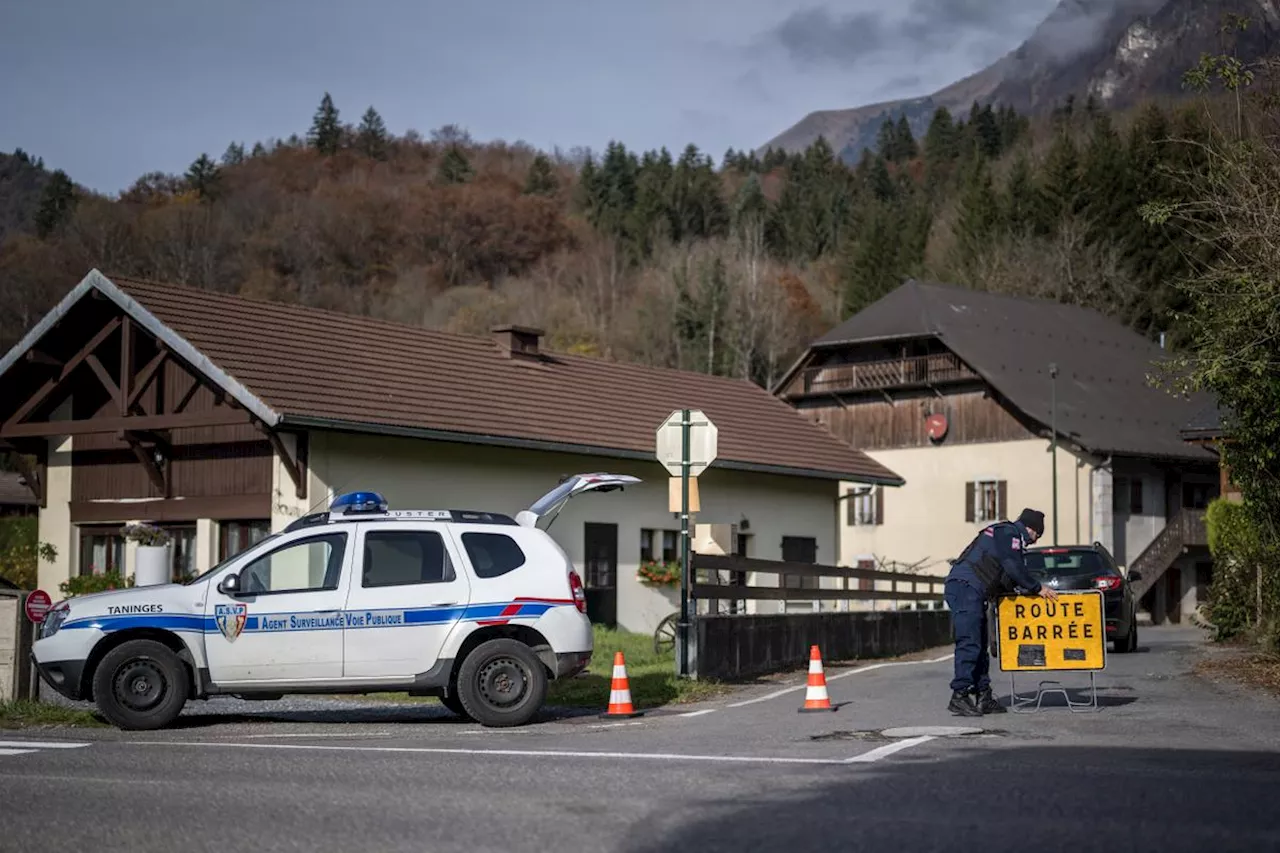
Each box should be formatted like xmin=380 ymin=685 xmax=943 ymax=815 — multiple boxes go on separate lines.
xmin=3 ymin=625 xmax=1279 ymax=853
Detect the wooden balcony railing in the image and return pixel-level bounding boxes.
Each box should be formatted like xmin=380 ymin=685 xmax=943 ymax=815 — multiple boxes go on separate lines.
xmin=788 ymin=352 xmax=977 ymax=396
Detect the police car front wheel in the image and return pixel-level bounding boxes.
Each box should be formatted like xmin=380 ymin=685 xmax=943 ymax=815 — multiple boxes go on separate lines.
xmin=456 ymin=639 xmax=548 ymax=727
xmin=91 ymin=639 xmax=190 ymax=731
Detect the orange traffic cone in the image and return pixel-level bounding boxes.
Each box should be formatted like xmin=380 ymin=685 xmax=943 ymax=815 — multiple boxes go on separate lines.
xmin=601 ymin=651 xmax=645 ymax=718
xmin=798 ymin=645 xmax=837 ymax=713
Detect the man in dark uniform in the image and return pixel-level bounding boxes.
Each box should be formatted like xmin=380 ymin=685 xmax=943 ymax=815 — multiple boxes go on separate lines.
xmin=945 ymin=507 xmax=1058 ymax=717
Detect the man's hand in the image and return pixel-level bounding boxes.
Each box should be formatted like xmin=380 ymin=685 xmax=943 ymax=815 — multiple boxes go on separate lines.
xmin=1038 ymin=586 xmax=1059 ymax=600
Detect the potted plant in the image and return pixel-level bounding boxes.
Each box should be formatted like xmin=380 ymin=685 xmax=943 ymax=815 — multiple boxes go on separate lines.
xmin=122 ymin=522 xmax=172 ymax=587
xmin=60 ymin=568 xmax=135 ymax=598
xmin=637 ymin=559 xmax=681 ymax=587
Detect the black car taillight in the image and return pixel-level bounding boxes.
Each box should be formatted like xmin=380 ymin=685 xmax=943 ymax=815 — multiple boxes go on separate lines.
xmin=1094 ymin=575 xmax=1123 ymax=592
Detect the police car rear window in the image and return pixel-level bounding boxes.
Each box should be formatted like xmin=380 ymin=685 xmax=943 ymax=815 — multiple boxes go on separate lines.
xmin=362 ymin=531 xmax=455 ymax=587
xmin=461 ymin=533 xmax=526 ymax=579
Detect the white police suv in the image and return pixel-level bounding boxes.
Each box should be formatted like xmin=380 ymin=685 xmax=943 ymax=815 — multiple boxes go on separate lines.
xmin=32 ymin=472 xmax=638 ymax=730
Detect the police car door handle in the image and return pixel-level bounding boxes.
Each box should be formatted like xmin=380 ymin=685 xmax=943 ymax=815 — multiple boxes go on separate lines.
xmin=430 ymin=600 xmax=458 ymax=607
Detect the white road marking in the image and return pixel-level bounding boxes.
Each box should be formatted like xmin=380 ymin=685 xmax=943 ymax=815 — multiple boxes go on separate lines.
xmin=238 ymin=727 xmax=396 ymax=732
xmin=133 ymin=739 xmax=931 ymax=766
xmin=726 ymin=654 xmax=954 ymax=708
xmin=678 ymin=709 xmax=716 ymax=718
xmin=0 ymin=748 xmax=38 ymax=756
xmin=0 ymin=740 xmax=91 ymax=749
xmin=847 ymin=736 xmax=935 ymax=763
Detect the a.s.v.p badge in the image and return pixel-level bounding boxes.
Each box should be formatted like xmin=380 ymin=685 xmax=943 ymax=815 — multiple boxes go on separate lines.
xmin=215 ymin=603 xmax=247 ymax=641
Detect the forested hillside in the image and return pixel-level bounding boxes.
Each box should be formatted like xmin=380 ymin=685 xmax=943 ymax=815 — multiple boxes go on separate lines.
xmin=0 ymin=91 xmax=1209 ymax=388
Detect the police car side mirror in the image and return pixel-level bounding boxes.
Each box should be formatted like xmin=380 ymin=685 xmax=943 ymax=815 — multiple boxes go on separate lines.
xmin=217 ymin=573 xmax=241 ymax=596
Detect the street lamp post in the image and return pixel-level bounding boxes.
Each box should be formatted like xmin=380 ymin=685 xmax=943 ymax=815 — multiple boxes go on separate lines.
xmin=1049 ymin=363 xmax=1059 ymax=546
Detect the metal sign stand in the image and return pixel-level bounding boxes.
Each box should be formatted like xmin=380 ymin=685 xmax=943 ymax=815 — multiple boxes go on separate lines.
xmin=1008 ymin=671 xmax=1100 ymax=714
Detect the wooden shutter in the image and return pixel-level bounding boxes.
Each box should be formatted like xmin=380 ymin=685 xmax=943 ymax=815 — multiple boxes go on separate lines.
xmin=857 ymin=559 xmax=874 ymax=592
xmin=965 ymin=482 xmax=975 ymax=522
xmin=874 ymin=486 xmax=884 ymax=525
xmin=997 ymin=480 xmax=1008 ymax=519
xmin=846 ymin=492 xmax=856 ymax=526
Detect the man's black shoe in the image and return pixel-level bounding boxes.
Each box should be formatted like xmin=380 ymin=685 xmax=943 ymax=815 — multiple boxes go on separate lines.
xmin=974 ymin=687 xmax=1006 ymax=714
xmin=947 ymin=690 xmax=982 ymax=717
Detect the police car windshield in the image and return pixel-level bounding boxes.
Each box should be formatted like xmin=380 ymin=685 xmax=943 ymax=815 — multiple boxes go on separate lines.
xmin=1024 ymin=549 xmax=1109 ymax=577
xmin=183 ymin=532 xmax=284 ymax=585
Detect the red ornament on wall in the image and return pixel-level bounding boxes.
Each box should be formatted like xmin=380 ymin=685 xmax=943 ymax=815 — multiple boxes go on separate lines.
xmin=926 ymin=413 xmax=949 ymax=442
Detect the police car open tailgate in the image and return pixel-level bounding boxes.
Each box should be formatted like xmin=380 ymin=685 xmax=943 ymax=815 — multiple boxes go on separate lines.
xmin=516 ymin=473 xmax=640 ymax=529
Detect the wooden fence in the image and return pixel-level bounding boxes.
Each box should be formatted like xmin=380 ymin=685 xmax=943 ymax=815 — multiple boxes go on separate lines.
xmin=690 ymin=553 xmax=947 ymax=613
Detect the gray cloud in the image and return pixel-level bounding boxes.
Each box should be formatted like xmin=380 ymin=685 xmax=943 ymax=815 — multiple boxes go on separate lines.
xmin=767 ymin=0 xmax=1113 ymax=69
xmin=771 ymin=8 xmax=887 ymax=65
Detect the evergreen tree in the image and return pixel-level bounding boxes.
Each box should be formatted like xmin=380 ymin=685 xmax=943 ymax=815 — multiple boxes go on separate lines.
xmin=523 ymin=152 xmax=559 ymax=196
xmin=250 ymin=141 xmax=267 ymax=158
xmin=221 ymin=142 xmax=246 ymax=166
xmin=951 ymin=153 xmax=1000 ymax=272
xmin=308 ymin=93 xmax=342 ymax=155
xmin=1003 ymin=154 xmax=1044 ymax=236
xmin=894 ymin=114 xmax=918 ymax=161
xmin=357 ymin=107 xmax=389 ymax=160
xmin=868 ymin=155 xmax=895 ymax=202
xmin=33 ymin=169 xmax=78 ymax=239
xmin=1038 ymin=131 xmax=1083 ymax=226
xmin=923 ymin=106 xmax=961 ymax=190
xmin=436 ymin=144 xmax=474 ymax=184
xmin=1081 ymin=112 xmax=1132 ymax=249
xmin=633 ymin=148 xmax=675 ymax=253
xmin=185 ymin=153 xmax=220 ymax=201
xmin=669 ymin=144 xmax=728 ymax=243
xmin=876 ymin=118 xmax=899 ymax=161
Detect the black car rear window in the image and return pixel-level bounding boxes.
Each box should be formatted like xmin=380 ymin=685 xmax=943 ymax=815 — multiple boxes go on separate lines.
xmin=1024 ymin=549 xmax=1111 ymax=576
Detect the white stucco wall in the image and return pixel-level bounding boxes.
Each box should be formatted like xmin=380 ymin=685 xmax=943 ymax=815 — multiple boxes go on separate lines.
xmin=840 ymin=438 xmax=1099 ymax=578
xmin=291 ymin=430 xmax=842 ymax=634
xmin=37 ymin=400 xmax=74 ymax=593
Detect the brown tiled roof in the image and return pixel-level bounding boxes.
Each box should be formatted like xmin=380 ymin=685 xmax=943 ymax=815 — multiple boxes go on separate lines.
xmin=104 ymin=274 xmax=901 ymax=484
xmin=799 ymin=279 xmax=1215 ymax=463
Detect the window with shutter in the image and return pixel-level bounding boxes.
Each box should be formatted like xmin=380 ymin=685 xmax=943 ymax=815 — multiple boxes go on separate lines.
xmin=970 ymin=479 xmax=1001 ymax=523
xmin=874 ymin=486 xmax=884 ymax=525
xmin=847 ymin=487 xmax=878 ymax=526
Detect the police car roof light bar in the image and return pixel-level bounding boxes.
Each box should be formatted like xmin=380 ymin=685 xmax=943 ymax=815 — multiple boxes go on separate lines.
xmin=329 ymin=491 xmax=389 ymax=516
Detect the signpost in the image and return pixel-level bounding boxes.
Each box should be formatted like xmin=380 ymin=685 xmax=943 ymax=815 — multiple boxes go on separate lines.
xmin=655 ymin=409 xmax=718 ymax=678
xmin=994 ymin=589 xmax=1105 ymax=713
xmin=24 ymin=589 xmax=52 ymax=624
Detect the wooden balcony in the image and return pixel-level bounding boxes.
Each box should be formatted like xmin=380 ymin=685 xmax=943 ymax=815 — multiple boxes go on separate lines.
xmin=786 ymin=352 xmax=978 ymax=397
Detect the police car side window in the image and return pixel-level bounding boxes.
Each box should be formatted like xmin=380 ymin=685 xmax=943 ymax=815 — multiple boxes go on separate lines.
xmin=362 ymin=531 xmax=456 ymax=588
xmin=461 ymin=533 xmax=526 ymax=579
xmin=239 ymin=533 xmax=347 ymax=595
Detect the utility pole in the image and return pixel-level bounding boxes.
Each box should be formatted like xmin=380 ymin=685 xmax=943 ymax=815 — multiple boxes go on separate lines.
xmin=1050 ymin=363 xmax=1059 ymax=545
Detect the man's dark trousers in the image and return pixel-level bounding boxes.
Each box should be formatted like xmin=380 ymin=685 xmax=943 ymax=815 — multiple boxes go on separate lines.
xmin=946 ymin=577 xmax=990 ymax=693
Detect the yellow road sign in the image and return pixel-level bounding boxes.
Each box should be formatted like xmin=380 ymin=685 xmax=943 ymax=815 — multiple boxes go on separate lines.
xmin=995 ymin=590 xmax=1106 ymax=672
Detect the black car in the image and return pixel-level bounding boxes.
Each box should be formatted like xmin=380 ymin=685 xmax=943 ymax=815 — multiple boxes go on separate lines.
xmin=1023 ymin=543 xmax=1141 ymax=653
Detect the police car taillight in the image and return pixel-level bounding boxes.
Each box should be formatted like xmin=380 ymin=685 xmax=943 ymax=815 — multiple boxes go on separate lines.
xmin=568 ymin=570 xmax=586 ymax=613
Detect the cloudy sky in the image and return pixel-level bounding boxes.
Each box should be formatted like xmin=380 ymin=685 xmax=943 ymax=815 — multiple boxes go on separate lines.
xmin=1 ymin=0 xmax=1062 ymax=194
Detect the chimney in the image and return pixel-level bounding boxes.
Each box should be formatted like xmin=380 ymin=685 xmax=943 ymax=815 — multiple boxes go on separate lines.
xmin=491 ymin=324 xmax=545 ymax=359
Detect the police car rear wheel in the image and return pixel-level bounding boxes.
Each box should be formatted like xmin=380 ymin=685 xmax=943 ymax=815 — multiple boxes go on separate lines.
xmin=92 ymin=640 xmax=189 ymax=731
xmin=440 ymin=689 xmax=472 ymax=719
xmin=457 ymin=639 xmax=547 ymax=727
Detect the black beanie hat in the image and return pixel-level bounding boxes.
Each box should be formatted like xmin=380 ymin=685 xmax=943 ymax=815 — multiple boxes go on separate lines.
xmin=1018 ymin=508 xmax=1045 ymax=537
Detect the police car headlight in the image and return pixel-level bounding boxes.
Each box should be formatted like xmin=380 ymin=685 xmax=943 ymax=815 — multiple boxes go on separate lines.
xmin=40 ymin=602 xmax=69 ymax=639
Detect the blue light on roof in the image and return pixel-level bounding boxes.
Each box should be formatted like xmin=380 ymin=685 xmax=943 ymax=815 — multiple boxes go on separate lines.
xmin=330 ymin=491 xmax=388 ymax=514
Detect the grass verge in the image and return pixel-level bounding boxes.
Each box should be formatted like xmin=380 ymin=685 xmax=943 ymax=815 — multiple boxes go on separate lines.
xmin=1194 ymin=650 xmax=1280 ymax=696
xmin=0 ymin=700 xmax=106 ymax=729
xmin=546 ymin=626 xmax=728 ymax=710
xmin=361 ymin=625 xmax=729 ymax=711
